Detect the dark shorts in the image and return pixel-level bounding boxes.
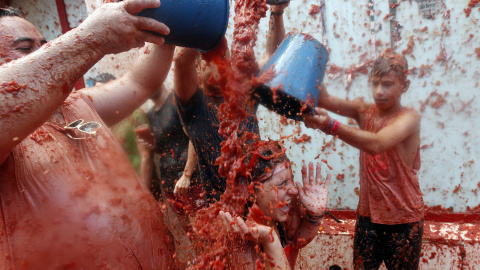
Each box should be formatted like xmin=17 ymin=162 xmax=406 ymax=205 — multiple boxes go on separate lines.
xmin=353 ymin=216 xmax=424 ymax=270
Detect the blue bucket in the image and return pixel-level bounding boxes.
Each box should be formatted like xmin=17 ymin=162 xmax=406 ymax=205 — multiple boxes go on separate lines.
xmin=138 ymin=0 xmax=229 ymax=52
xmin=254 ymin=33 xmax=328 ymax=121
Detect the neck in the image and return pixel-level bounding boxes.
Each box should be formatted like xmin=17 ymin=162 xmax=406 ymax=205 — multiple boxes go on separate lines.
xmin=375 ymin=103 xmax=403 ymax=118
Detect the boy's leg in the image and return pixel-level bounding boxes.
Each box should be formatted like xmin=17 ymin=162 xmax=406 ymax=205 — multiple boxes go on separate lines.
xmin=353 ymin=216 xmax=384 ymax=270
xmin=383 ymin=219 xmax=424 ymax=270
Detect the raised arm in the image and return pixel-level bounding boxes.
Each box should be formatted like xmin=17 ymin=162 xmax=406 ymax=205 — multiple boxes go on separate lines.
xmin=0 ymin=0 xmax=169 ymax=164
xmin=304 ymin=107 xmax=421 ymax=156
xmin=289 ymin=163 xmax=330 ymax=248
xmin=173 ymin=47 xmax=200 ymax=104
xmin=219 ymin=211 xmax=290 ymax=270
xmin=315 ymin=84 xmax=365 ymax=122
xmin=174 ymin=140 xmax=198 ymax=195
xmin=258 ymin=2 xmax=289 ymax=70
xmin=82 ymin=43 xmax=175 ymax=126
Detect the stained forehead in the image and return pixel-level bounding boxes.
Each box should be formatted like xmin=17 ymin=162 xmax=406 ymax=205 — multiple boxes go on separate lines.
xmin=266 ymin=164 xmax=293 ymax=184
xmin=0 ymin=16 xmax=44 ymax=40
xmin=370 ymin=70 xmax=400 ymax=81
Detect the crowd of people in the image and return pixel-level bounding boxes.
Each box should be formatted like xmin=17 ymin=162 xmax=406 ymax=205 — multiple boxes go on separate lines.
xmin=0 ymin=0 xmax=423 ymax=269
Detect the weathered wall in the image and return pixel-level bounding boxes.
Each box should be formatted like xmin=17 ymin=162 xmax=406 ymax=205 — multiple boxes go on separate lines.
xmin=11 ymin=0 xmax=480 ymax=213
xmin=227 ymin=0 xmax=480 ymax=213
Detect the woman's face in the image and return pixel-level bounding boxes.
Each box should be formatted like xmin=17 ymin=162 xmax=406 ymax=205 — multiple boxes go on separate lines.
xmin=254 ymin=163 xmax=298 ymax=223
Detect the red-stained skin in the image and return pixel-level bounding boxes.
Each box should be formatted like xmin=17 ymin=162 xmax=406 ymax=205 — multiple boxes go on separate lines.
xmin=0 ymin=17 xmax=47 ymax=65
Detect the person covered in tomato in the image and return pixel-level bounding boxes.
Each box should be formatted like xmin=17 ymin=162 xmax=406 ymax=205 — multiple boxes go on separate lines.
xmin=0 ymin=2 xmax=176 ymax=269
xmin=219 ymin=140 xmax=331 ymax=269
xmin=303 ymin=53 xmax=424 ymax=269
xmin=173 ymin=2 xmax=291 ymax=205
xmin=136 ymin=84 xmax=205 ymax=268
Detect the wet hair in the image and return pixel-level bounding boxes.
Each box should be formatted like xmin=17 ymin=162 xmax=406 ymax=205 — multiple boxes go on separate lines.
xmin=370 ymin=52 xmax=409 ymax=83
xmin=92 ymin=73 xmax=116 ymax=85
xmin=241 ymin=140 xmax=289 ymax=184
xmin=0 ymin=7 xmax=25 ymax=18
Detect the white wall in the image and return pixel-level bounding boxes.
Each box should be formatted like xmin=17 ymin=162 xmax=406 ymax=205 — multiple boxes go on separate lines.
xmin=224 ymin=0 xmax=480 ymax=212
xmin=14 ymin=0 xmax=480 ymax=213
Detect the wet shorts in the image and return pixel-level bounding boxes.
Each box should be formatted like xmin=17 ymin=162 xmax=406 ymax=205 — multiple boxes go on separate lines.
xmin=353 ymin=215 xmax=424 ymax=270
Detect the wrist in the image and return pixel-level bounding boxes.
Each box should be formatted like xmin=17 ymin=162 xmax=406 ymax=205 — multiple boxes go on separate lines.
xmin=304 ymin=211 xmax=324 ymax=226
xmin=321 ymin=118 xmax=340 ymax=135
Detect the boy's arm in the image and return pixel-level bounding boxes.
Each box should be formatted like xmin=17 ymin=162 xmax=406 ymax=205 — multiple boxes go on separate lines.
xmin=306 ymin=107 xmax=421 ymax=155
xmin=316 ymin=84 xmax=365 ymax=122
xmin=173 ymin=47 xmax=200 ymax=104
xmin=82 ymin=44 xmax=175 ymax=127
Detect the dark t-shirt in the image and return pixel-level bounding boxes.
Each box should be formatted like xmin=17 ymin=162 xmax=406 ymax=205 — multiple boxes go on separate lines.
xmin=147 ymin=93 xmax=198 ymax=199
xmin=175 ymin=89 xmax=259 ymax=204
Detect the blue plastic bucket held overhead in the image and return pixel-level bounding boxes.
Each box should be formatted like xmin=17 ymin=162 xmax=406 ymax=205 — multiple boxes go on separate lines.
xmin=254 ymin=33 xmax=329 ymax=121
xmin=137 ymin=0 xmax=229 ymax=52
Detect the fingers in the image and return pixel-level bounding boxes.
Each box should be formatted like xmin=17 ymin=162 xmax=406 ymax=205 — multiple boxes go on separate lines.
xmin=308 ymin=162 xmax=314 ymax=185
xmin=295 ymin=182 xmax=305 ymax=198
xmin=173 ymin=181 xmax=187 ymax=195
xmin=301 ymin=164 xmax=308 ymax=186
xmin=324 ymin=173 xmax=331 ymax=188
xmin=315 ymin=162 xmax=322 ymax=185
xmin=136 ymin=16 xmax=170 ymax=36
xmin=124 ymin=0 xmax=161 ymax=15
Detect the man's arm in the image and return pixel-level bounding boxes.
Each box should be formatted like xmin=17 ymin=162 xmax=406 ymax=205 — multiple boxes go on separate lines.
xmin=82 ymin=43 xmax=175 ymax=126
xmin=173 ymin=47 xmax=200 ymax=104
xmin=305 ymin=107 xmax=421 ymax=155
xmin=0 ymin=0 xmax=169 ymax=164
xmin=258 ymin=2 xmax=289 ymax=71
xmin=137 ymin=137 xmax=154 ymax=189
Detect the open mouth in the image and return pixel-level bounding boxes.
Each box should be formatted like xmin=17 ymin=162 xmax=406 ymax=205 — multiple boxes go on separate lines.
xmin=280 ymin=201 xmax=291 ymax=214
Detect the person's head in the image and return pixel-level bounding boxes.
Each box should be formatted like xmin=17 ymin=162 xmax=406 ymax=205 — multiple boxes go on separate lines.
xmin=369 ymin=52 xmax=410 ymax=110
xmin=198 ymin=58 xmax=223 ymax=98
xmin=242 ymin=140 xmax=298 ymax=224
xmin=0 ymin=7 xmax=46 ymax=65
xmin=198 ymin=41 xmax=231 ymax=98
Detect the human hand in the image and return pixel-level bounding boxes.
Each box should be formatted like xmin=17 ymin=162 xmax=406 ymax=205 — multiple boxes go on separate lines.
xmin=80 ymin=0 xmax=170 ymax=55
xmin=295 ymin=162 xmax=330 ymax=217
xmin=219 ymin=211 xmax=274 ymax=245
xmin=173 ymin=173 xmax=191 ymax=196
xmin=302 ymin=107 xmax=331 ymax=131
xmin=136 ymin=137 xmax=154 ymax=158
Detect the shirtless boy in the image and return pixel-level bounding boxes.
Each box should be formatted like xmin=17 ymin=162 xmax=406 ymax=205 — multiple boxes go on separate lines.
xmin=303 ymin=52 xmax=424 ymax=269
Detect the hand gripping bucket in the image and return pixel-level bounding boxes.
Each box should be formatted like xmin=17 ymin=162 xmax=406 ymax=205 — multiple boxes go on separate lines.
xmin=254 ymin=33 xmax=329 ymax=121
xmin=138 ymin=0 xmax=229 ymax=52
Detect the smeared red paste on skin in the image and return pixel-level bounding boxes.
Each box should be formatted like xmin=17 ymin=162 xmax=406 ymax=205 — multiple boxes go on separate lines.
xmin=1 ymin=80 xmax=27 ymax=94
